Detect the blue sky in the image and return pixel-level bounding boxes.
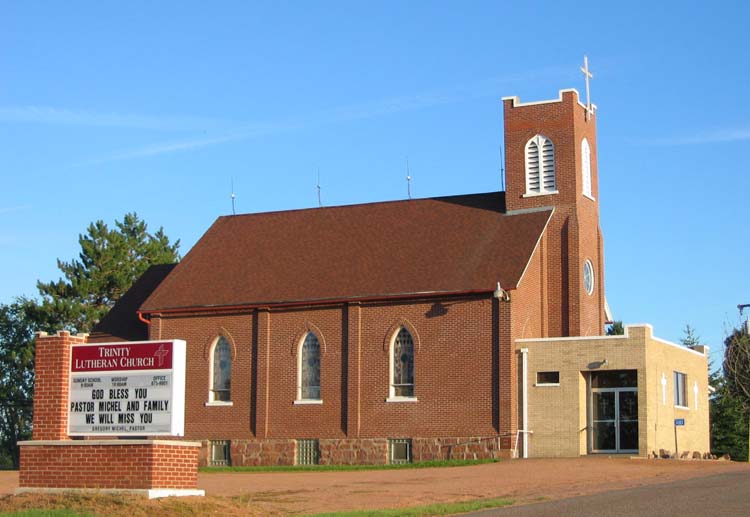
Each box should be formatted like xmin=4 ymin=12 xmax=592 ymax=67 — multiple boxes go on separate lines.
xmin=2 ymin=1 xmax=748 ymax=367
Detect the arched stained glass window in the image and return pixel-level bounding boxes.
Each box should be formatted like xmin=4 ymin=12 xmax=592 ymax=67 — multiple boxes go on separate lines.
xmin=299 ymin=332 xmax=321 ymax=400
xmin=392 ymin=328 xmax=414 ymax=398
xmin=212 ymin=336 xmax=231 ymax=402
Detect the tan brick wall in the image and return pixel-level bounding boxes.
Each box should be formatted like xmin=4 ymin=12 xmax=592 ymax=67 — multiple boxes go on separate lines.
xmin=643 ymin=331 xmax=711 ymax=456
xmin=517 ymin=324 xmax=709 ymax=458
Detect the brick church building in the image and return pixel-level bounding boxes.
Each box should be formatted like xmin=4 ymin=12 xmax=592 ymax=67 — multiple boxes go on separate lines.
xmin=89 ymin=88 xmax=710 ymax=464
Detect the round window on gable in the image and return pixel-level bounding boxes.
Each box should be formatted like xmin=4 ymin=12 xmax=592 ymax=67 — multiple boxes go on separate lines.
xmin=583 ymin=259 xmax=595 ymax=295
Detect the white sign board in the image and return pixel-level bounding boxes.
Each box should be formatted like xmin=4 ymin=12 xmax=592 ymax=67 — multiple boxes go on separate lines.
xmin=68 ymin=340 xmax=186 ymax=436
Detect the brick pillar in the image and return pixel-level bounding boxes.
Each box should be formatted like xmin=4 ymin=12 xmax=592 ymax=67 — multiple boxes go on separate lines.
xmin=32 ymin=331 xmax=88 ymax=440
xmin=346 ymin=302 xmax=362 ymax=437
xmin=497 ymin=301 xmax=515 ymax=449
xmin=255 ymin=308 xmax=271 ymax=438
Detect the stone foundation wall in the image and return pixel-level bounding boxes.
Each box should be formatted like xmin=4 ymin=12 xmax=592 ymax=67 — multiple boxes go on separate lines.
xmin=412 ymin=436 xmax=503 ymax=461
xmin=202 ymin=436 xmax=504 ymax=466
xmin=230 ymin=439 xmax=296 ymax=466
xmin=319 ymin=439 xmax=388 ymax=464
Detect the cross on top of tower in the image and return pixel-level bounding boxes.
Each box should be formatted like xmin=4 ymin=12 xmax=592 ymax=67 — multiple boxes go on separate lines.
xmin=580 ymin=55 xmax=594 ymax=120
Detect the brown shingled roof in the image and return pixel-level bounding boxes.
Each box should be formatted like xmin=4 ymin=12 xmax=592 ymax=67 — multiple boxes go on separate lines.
xmin=90 ymin=263 xmax=177 ymax=342
xmin=140 ymin=192 xmax=551 ymax=312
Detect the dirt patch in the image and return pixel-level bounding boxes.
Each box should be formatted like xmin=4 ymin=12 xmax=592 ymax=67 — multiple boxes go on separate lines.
xmin=2 ymin=458 xmax=749 ymax=515
xmin=0 ymin=492 xmax=268 ymax=516
xmin=0 ymin=471 xmax=17 ymax=497
xmin=198 ymin=457 xmax=750 ymax=514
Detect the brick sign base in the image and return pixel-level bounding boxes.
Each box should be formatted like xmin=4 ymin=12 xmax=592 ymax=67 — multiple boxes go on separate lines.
xmin=18 ymin=329 xmax=202 ymax=499
xmin=17 ymin=439 xmax=204 ymax=499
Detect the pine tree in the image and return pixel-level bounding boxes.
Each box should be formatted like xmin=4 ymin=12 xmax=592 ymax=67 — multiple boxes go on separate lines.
xmin=606 ymin=321 xmax=624 ymax=335
xmin=680 ymin=324 xmax=701 ymax=348
xmin=722 ymin=327 xmax=750 ymax=461
xmin=0 ymin=300 xmax=36 ymax=468
xmin=32 ymin=213 xmax=180 ymax=334
xmin=710 ymin=371 xmax=749 ymax=461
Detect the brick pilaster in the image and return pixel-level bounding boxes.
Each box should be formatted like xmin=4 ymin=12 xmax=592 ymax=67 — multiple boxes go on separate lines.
xmin=255 ymin=308 xmax=271 ymax=438
xmin=346 ymin=302 xmax=361 ymax=437
xmin=498 ymin=301 xmax=516 ymax=447
xmin=31 ymin=331 xmax=88 ymax=440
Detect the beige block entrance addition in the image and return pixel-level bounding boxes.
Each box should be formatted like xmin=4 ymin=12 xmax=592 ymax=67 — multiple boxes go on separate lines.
xmin=516 ymin=325 xmax=710 ymax=458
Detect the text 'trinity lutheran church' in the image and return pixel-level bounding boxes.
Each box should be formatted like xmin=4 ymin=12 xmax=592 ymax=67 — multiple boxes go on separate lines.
xmin=87 ymin=78 xmax=711 ymax=465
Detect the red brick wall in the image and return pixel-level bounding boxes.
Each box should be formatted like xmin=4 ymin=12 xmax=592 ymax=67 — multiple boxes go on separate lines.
xmin=356 ymin=297 xmax=498 ymax=438
xmin=265 ymin=307 xmax=346 ymax=439
xmin=32 ymin=331 xmax=87 ymax=440
xmin=153 ymin=312 xmax=254 ymax=439
xmin=571 ymin=98 xmax=605 ymax=336
xmin=19 ymin=442 xmax=199 ymax=489
xmin=154 ymin=293 xmax=511 ymax=463
xmin=503 ymin=90 xmax=606 ymax=337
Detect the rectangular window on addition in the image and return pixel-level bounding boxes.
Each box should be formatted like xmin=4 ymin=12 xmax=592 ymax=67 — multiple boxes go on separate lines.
xmin=674 ymin=372 xmax=688 ymax=407
xmin=536 ymin=371 xmax=560 ymax=386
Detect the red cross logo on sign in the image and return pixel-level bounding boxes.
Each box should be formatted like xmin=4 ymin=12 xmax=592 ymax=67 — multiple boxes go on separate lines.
xmin=153 ymin=344 xmax=169 ymax=367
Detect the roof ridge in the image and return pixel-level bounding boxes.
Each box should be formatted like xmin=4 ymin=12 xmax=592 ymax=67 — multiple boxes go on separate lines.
xmin=218 ymin=190 xmax=504 ymax=220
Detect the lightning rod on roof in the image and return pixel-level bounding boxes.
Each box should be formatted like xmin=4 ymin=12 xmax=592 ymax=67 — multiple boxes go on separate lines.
xmin=230 ymin=177 xmax=236 ymax=215
xmin=316 ymin=169 xmax=322 ymax=207
xmin=406 ymin=158 xmax=412 ymax=200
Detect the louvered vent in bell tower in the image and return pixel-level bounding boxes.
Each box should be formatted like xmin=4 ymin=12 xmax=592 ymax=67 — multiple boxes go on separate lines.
xmin=525 ymin=134 xmax=556 ymax=195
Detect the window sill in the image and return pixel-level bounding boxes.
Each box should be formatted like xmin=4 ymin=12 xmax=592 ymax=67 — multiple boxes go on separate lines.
xmin=385 ymin=397 xmax=418 ymax=403
xmin=205 ymin=401 xmax=234 ymax=407
xmin=294 ymin=399 xmax=323 ymax=405
xmin=522 ymin=190 xmax=559 ymax=198
xmin=674 ymin=405 xmax=690 ymax=411
xmin=535 ymin=383 xmax=560 ymax=387
xmin=583 ymin=193 xmax=596 ymax=201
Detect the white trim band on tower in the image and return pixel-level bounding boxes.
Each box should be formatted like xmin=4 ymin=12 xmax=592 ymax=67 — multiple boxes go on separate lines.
xmin=502 ymin=88 xmax=596 ymax=112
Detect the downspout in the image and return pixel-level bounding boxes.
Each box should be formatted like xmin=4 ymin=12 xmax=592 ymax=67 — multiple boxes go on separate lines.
xmin=520 ymin=347 xmax=529 ymax=458
xmin=137 ymin=311 xmax=151 ymax=325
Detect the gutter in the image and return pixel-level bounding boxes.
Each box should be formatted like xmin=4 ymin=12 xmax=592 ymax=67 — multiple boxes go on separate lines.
xmin=138 ymin=286 xmax=516 ymax=318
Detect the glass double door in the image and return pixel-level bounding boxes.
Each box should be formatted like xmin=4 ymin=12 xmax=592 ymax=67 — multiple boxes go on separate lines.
xmin=592 ymin=388 xmax=638 ymax=453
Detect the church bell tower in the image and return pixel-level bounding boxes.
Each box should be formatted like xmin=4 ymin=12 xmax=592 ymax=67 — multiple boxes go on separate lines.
xmin=501 ymin=77 xmax=606 ymax=336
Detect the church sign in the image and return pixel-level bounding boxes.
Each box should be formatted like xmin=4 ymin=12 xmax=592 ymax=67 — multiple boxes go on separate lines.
xmin=68 ymin=340 xmax=186 ymax=436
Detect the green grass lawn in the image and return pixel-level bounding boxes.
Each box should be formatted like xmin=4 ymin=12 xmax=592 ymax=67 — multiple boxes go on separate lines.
xmin=307 ymin=497 xmax=515 ymax=517
xmin=200 ymin=457 xmax=501 ymax=473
